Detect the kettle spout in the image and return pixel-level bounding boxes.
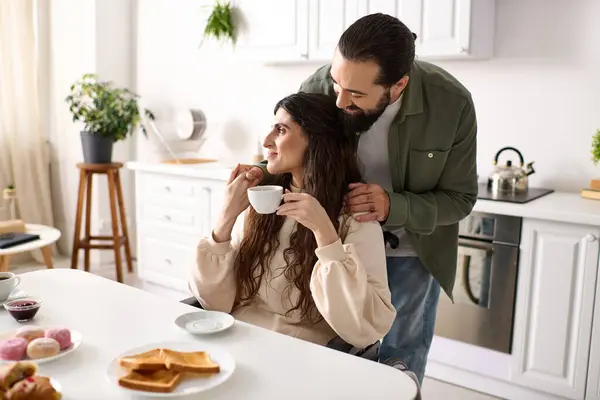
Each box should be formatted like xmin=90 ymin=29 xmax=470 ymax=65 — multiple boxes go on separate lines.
xmin=525 ymin=161 xmax=536 ymax=176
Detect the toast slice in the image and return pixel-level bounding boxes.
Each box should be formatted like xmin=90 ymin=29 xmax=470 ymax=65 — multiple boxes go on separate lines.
xmin=160 ymin=349 xmax=220 ymax=374
xmin=118 ymin=369 xmax=182 ymax=393
xmin=119 ymin=349 xmax=166 ymax=372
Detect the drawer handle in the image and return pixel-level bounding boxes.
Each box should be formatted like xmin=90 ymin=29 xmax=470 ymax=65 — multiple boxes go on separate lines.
xmin=165 ymin=258 xmax=172 ymax=265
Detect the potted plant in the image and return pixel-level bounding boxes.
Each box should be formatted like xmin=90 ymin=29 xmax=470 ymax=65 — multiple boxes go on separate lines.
xmin=65 ymin=73 xmax=154 ymax=164
xmin=200 ymin=1 xmax=237 ymax=47
xmin=2 ymin=184 xmax=16 ymax=201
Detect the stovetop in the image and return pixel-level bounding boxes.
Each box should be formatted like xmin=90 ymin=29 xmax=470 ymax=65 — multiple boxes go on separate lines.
xmin=477 ymin=183 xmax=554 ymax=204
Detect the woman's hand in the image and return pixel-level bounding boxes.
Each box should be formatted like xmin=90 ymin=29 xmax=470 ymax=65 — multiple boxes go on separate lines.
xmin=213 ymin=165 xmax=260 ymax=242
xmin=276 ymin=190 xmax=339 ymax=247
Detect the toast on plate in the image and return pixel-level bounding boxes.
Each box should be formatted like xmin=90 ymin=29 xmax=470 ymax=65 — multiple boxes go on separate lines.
xmin=119 ymin=349 xmax=165 ymax=372
xmin=118 ymin=369 xmax=182 ymax=393
xmin=160 ymin=349 xmax=220 ymax=374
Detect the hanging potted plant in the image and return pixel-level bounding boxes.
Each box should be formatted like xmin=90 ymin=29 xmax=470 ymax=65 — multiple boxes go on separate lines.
xmin=65 ymin=74 xmax=154 ymax=164
xmin=200 ymin=1 xmax=237 ymax=47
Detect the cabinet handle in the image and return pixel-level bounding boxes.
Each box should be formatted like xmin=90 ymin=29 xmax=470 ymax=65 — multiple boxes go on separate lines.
xmin=300 ymin=53 xmax=308 ymax=59
xmin=164 ymin=214 xmax=172 ymax=221
xmin=586 ymin=234 xmax=597 ymax=242
xmin=164 ymin=186 xmax=171 ymax=192
xmin=165 ymin=258 xmax=172 ymax=265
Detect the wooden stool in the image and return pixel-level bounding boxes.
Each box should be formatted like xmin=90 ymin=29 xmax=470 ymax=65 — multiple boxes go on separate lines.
xmin=71 ymin=163 xmax=133 ymax=282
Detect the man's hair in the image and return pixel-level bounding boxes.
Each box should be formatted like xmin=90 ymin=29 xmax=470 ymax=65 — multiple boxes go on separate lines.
xmin=337 ymin=13 xmax=416 ymax=86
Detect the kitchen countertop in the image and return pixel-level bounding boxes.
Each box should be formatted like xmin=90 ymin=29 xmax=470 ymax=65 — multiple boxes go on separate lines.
xmin=473 ymin=190 xmax=600 ymax=226
xmin=126 ymin=160 xmax=235 ymax=181
xmin=127 ymin=161 xmax=600 ymax=227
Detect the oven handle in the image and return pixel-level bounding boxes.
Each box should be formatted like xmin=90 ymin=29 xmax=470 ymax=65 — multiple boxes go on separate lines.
xmin=458 ymin=238 xmax=493 ymax=306
xmin=458 ymin=237 xmax=494 ymax=251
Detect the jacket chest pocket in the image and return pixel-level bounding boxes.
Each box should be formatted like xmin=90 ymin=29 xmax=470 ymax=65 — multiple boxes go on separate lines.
xmin=407 ymin=149 xmax=450 ymax=193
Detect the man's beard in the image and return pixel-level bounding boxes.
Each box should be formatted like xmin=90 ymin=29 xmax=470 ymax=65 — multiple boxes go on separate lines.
xmin=342 ymin=90 xmax=391 ymax=134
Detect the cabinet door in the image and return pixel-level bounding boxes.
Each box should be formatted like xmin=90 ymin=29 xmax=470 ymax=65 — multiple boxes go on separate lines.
xmin=398 ymin=0 xmax=472 ymax=57
xmin=358 ymin=0 xmax=403 ymax=17
xmin=512 ymin=219 xmax=599 ymax=399
xmin=234 ymin=0 xmax=309 ymax=62
xmin=308 ymin=0 xmax=361 ymax=62
xmin=357 ymin=0 xmax=494 ymax=59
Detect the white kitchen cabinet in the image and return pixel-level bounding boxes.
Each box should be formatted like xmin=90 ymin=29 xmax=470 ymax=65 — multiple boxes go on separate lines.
xmin=511 ymin=219 xmax=599 ymax=399
xmin=128 ymin=163 xmax=231 ymax=293
xmin=233 ymin=0 xmax=309 ymax=63
xmin=586 ymin=271 xmax=600 ymax=400
xmin=401 ymin=0 xmax=494 ymax=59
xmin=234 ymin=0 xmax=495 ymax=64
xmin=358 ymin=0 xmax=495 ymax=59
xmin=308 ymin=0 xmax=361 ymax=61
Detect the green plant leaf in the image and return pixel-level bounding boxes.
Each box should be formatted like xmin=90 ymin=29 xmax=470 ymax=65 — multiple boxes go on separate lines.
xmin=201 ymin=1 xmax=236 ymax=47
xmin=64 ymin=73 xmax=154 ymax=142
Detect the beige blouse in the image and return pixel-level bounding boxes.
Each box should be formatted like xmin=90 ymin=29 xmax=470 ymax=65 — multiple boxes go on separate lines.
xmin=188 ymin=196 xmax=396 ymax=349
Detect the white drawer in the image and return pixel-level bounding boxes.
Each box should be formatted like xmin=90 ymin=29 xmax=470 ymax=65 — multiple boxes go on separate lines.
xmin=135 ymin=173 xmax=228 ymax=235
xmin=142 ymin=204 xmax=199 ymax=230
xmin=140 ymin=173 xmax=199 ymax=201
xmin=137 ymin=231 xmax=199 ymax=287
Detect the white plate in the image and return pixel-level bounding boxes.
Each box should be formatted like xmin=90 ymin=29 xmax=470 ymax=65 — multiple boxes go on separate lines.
xmin=50 ymin=377 xmax=62 ymax=392
xmin=106 ymin=341 xmax=235 ymax=398
xmin=174 ymin=311 xmax=235 ymax=335
xmin=0 ymin=330 xmax=82 ymax=365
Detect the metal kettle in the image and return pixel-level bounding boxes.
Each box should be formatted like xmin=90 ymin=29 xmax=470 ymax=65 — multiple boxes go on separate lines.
xmin=487 ymin=147 xmax=535 ymax=193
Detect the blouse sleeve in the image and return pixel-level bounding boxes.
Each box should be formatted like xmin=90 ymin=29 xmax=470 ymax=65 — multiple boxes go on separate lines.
xmin=188 ymin=213 xmax=245 ymax=313
xmin=310 ymin=215 xmax=396 ymax=349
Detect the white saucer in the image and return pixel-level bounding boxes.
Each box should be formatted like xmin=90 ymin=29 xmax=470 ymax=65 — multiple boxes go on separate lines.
xmin=174 ymin=311 xmax=234 ymax=334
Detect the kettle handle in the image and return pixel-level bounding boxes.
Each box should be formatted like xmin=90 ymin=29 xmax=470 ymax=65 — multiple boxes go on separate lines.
xmin=493 ymin=146 xmax=525 ymax=166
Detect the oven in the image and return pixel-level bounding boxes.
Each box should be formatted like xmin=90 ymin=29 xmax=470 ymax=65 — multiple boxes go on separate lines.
xmin=434 ymin=211 xmax=521 ymax=354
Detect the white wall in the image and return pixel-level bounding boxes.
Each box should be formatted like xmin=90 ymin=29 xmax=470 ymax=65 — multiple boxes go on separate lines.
xmin=48 ymin=0 xmax=137 ymax=266
xmin=135 ymin=0 xmax=600 ymax=192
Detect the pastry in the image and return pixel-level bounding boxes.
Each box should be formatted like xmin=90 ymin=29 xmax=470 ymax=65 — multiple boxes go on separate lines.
xmin=26 ymin=338 xmax=60 ymax=360
xmin=0 ymin=338 xmax=28 ymax=361
xmin=15 ymin=326 xmax=45 ymax=344
xmin=0 ymin=361 xmax=37 ymax=391
xmin=44 ymin=328 xmax=71 ymax=350
xmin=4 ymin=376 xmax=61 ymax=400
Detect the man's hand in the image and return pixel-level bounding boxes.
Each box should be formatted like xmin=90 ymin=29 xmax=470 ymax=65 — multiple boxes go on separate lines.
xmin=228 ymin=163 xmax=264 ymax=185
xmin=345 ymin=183 xmax=390 ymax=223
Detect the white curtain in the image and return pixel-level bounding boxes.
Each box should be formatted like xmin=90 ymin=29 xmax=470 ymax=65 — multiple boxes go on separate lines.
xmin=0 ymin=0 xmax=56 ymax=257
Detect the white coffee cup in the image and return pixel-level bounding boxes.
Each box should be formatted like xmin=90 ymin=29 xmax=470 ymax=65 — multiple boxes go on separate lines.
xmin=248 ymin=185 xmax=284 ymax=214
xmin=0 ymin=272 xmax=21 ymax=302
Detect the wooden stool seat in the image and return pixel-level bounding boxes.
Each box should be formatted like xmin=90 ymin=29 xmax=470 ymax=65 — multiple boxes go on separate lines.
xmin=71 ymin=162 xmax=133 ymax=282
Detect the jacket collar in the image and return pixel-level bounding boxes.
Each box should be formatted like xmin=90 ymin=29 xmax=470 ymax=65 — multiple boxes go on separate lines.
xmin=394 ymin=62 xmax=424 ymax=124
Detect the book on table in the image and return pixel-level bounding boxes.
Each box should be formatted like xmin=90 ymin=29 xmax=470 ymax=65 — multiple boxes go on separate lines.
xmin=0 ymin=232 xmax=40 ymax=249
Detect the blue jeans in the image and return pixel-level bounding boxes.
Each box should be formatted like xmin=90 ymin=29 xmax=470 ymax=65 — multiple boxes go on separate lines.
xmin=379 ymin=257 xmax=441 ymax=385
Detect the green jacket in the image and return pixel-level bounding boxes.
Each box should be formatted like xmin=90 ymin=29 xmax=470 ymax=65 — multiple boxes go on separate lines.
xmin=256 ymin=60 xmax=478 ymax=300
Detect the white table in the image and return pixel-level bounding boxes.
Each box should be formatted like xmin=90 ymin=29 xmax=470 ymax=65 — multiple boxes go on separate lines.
xmin=0 ymin=224 xmax=61 ymax=271
xmin=0 ymin=269 xmax=418 ymax=399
